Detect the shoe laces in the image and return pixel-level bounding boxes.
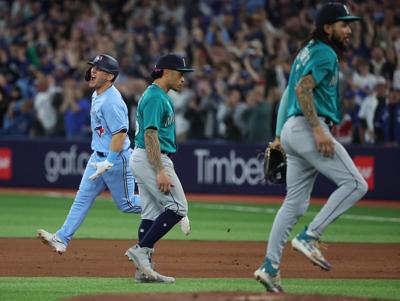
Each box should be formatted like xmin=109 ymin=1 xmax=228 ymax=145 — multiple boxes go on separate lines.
xmin=308 ymin=239 xmax=328 ymax=260
xmin=310 ymin=239 xmax=328 ymax=250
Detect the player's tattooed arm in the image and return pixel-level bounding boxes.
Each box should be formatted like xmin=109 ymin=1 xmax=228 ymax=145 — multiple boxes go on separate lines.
xmin=295 ymin=74 xmax=320 ymax=128
xmin=144 ymin=128 xmax=164 ymax=171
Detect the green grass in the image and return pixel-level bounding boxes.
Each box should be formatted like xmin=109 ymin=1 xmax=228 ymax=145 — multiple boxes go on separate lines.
xmin=0 ymin=192 xmax=399 ymax=301
xmin=0 ymin=277 xmax=398 ymax=301
xmin=0 ymin=192 xmax=399 ymax=242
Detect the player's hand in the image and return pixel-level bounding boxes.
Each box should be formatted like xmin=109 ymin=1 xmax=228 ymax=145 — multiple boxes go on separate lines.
xmin=313 ymin=126 xmax=334 ymax=158
xmin=157 ymin=169 xmax=173 ymax=193
xmin=89 ymin=160 xmax=114 ymax=180
xmin=269 ymin=137 xmax=282 ymax=150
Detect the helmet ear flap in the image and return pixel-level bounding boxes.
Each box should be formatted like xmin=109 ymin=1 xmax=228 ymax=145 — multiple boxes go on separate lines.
xmin=85 ymin=67 xmax=92 ymax=82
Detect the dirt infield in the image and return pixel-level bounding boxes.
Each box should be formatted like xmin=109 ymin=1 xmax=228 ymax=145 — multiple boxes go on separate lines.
xmin=1 ymin=188 xmax=399 ymax=300
xmin=1 ymin=238 xmax=399 ymax=279
xmin=1 ymin=239 xmax=399 ymax=301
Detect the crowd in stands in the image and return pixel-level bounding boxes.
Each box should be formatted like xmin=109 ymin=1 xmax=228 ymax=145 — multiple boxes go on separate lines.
xmin=0 ymin=0 xmax=400 ymax=146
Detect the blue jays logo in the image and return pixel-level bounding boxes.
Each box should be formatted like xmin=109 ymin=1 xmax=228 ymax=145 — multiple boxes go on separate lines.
xmin=95 ymin=126 xmax=105 ymax=137
xmin=94 ymin=55 xmax=103 ymax=63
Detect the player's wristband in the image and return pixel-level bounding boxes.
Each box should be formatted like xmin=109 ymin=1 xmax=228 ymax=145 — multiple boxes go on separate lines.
xmin=106 ymin=151 xmax=119 ymax=164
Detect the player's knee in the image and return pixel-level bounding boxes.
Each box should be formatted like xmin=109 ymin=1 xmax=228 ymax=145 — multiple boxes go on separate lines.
xmin=172 ymin=203 xmax=188 ymax=217
xmin=357 ymin=177 xmax=368 ymax=198
xmin=177 ymin=206 xmax=188 ymax=217
xmin=345 ymin=175 xmax=368 ymax=202
xmin=119 ymin=196 xmax=141 ymax=214
xmin=165 ymin=200 xmax=187 ymax=217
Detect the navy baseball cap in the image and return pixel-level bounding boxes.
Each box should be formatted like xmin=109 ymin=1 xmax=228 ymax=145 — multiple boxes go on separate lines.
xmin=88 ymin=54 xmax=119 ymax=76
xmin=154 ymin=54 xmax=194 ymax=73
xmin=315 ymin=2 xmax=361 ymax=27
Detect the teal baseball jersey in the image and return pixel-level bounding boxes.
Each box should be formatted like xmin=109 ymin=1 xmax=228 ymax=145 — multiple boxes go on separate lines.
xmin=135 ymin=84 xmax=176 ymax=153
xmin=287 ymin=40 xmax=341 ymax=124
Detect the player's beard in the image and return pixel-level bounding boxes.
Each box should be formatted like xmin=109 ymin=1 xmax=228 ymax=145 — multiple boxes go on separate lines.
xmin=169 ymin=81 xmax=183 ymax=92
xmin=331 ymin=31 xmax=349 ymax=52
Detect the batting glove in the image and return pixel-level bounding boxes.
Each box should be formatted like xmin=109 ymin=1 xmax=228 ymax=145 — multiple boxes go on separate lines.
xmin=89 ymin=160 xmax=114 ymax=180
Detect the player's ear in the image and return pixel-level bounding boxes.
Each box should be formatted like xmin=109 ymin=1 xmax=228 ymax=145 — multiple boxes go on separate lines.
xmin=323 ymin=23 xmax=333 ymax=37
xmin=107 ymin=73 xmax=115 ymax=82
xmin=164 ymin=69 xmax=173 ymax=79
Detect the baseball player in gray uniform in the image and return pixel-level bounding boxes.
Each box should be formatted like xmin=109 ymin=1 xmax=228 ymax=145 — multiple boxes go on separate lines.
xmin=254 ymin=3 xmax=368 ymax=293
xmin=125 ymin=54 xmax=194 ymax=283
xmin=37 ymin=54 xmax=141 ymax=254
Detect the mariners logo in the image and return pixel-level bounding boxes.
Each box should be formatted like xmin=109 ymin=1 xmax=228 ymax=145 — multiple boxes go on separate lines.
xmin=95 ymin=126 xmax=105 ymax=137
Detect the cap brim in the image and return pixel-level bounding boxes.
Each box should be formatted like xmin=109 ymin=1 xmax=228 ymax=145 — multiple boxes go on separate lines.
xmin=337 ymin=16 xmax=361 ymax=22
xmin=176 ymin=68 xmax=195 ymax=73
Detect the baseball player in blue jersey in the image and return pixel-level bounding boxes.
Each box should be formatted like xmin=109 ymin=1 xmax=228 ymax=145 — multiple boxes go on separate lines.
xmin=254 ymin=3 xmax=368 ymax=293
xmin=37 ymin=54 xmax=141 ymax=254
xmin=125 ymin=54 xmax=194 ymax=283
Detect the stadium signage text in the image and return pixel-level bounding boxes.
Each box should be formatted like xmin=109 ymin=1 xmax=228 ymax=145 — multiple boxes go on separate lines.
xmin=194 ymin=149 xmax=264 ymax=185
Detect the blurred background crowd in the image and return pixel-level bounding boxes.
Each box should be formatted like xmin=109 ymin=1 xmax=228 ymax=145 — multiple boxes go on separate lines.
xmin=1 ymin=0 xmax=400 ymax=146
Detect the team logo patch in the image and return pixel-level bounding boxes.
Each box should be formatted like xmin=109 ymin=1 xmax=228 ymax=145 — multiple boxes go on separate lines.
xmin=95 ymin=126 xmax=105 ymax=137
xmin=94 ymin=55 xmax=103 ymax=63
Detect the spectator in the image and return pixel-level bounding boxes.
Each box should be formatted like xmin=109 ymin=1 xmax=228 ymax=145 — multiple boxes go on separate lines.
xmin=169 ymin=87 xmax=194 ymax=142
xmin=352 ymin=58 xmax=378 ymax=105
xmin=32 ymin=73 xmax=61 ymax=136
xmin=193 ymin=78 xmax=220 ymax=139
xmin=373 ymin=79 xmax=389 ymax=144
xmin=0 ymin=87 xmax=9 ymax=128
xmin=336 ymin=90 xmax=360 ymax=144
xmin=242 ymin=84 xmax=272 ymax=143
xmin=0 ymin=0 xmax=398 ymax=146
xmin=358 ymin=77 xmax=386 ymax=144
xmin=1 ymin=93 xmax=34 ymax=137
xmin=381 ymin=47 xmax=397 ymax=81
xmin=385 ymin=88 xmax=400 ymax=145
xmin=370 ymin=46 xmax=386 ymax=76
xmin=59 ymin=78 xmax=90 ymax=140
xmin=217 ymin=88 xmax=246 ymax=141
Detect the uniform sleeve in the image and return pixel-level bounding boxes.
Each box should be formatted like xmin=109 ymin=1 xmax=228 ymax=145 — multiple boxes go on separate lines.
xmin=102 ymin=98 xmax=129 ymax=135
xmin=275 ymin=87 xmax=289 ymax=137
xmin=142 ymin=94 xmax=164 ymax=130
xmin=301 ymin=49 xmax=335 ymax=85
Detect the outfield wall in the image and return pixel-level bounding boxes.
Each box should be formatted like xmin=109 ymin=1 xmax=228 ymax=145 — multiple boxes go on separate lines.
xmin=0 ymin=138 xmax=399 ymax=200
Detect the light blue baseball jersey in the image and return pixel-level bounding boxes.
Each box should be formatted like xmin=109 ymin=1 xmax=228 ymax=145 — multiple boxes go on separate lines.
xmin=91 ymin=85 xmax=131 ymax=153
xmin=287 ymin=39 xmax=341 ymax=124
xmin=55 ymin=85 xmax=141 ymax=246
xmin=135 ymin=83 xmax=176 ymax=153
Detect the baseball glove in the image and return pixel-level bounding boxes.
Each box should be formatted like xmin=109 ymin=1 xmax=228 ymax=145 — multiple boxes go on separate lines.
xmin=264 ymin=144 xmax=286 ymax=185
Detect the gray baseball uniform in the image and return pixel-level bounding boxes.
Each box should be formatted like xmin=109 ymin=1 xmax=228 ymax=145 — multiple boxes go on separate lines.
xmin=254 ymin=3 xmax=365 ymax=293
xmin=266 ymin=39 xmax=368 ymax=265
xmin=130 ymin=148 xmax=187 ymax=220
